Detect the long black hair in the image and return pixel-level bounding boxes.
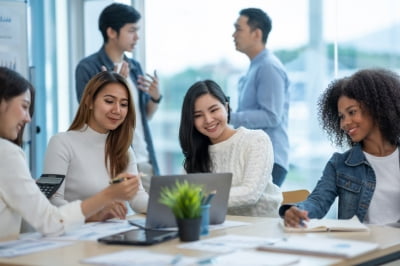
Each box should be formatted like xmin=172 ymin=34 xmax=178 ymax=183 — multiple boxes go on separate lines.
xmin=179 ymin=80 xmax=231 ymax=173
xmin=0 ymin=67 xmax=35 ymax=146
xmin=318 ymin=68 xmax=400 ymax=147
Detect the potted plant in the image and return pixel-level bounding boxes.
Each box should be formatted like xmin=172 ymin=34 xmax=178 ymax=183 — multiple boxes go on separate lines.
xmin=159 ymin=180 xmax=203 ymax=241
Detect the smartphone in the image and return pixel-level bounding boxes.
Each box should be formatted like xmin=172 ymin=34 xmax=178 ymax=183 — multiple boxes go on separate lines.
xmin=98 ymin=228 xmax=178 ymax=246
xmin=36 ymin=174 xmax=65 ymax=198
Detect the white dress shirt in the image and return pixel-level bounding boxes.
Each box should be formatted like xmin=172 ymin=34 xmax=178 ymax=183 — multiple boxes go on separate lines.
xmin=0 ymin=138 xmax=84 ymax=238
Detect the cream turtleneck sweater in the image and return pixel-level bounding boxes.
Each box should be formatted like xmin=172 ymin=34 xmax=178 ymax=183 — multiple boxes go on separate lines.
xmin=44 ymin=126 xmax=148 ymax=213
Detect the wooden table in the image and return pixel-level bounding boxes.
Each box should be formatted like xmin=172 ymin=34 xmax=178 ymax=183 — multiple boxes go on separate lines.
xmin=0 ymin=215 xmax=399 ymax=266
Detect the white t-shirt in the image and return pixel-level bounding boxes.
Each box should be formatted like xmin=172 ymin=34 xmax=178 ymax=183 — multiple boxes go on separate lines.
xmin=364 ymin=148 xmax=400 ymax=224
xmin=0 ymin=138 xmax=85 ymax=238
xmin=208 ymin=127 xmax=282 ymax=217
xmin=115 ymin=61 xmax=149 ymax=163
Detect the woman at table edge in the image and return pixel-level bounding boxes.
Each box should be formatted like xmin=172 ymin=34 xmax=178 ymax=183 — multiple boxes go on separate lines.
xmin=281 ymin=68 xmax=400 ymax=227
xmin=0 ymin=67 xmax=138 ymax=238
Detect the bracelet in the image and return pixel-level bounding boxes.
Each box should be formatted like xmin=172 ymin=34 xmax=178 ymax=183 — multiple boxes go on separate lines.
xmin=150 ymin=95 xmax=162 ymax=103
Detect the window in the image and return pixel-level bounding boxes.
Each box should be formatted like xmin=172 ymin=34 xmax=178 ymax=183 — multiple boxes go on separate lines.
xmin=142 ymin=0 xmax=400 ymax=202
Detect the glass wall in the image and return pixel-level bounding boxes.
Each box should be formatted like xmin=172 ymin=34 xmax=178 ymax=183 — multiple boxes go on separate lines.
xmin=28 ymin=0 xmax=400 ymax=217
xmin=142 ymin=0 xmax=400 ymax=200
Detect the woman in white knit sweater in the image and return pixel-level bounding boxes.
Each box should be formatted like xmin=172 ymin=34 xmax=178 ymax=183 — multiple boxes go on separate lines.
xmin=179 ymin=80 xmax=282 ymax=217
xmin=43 ymin=71 xmax=148 ymax=222
xmin=0 ymin=67 xmax=138 ymax=238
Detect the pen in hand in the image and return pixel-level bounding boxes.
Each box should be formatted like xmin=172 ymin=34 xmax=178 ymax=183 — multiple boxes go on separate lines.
xmin=109 ymin=177 xmax=126 ymax=184
xmin=109 ymin=172 xmax=147 ymax=184
xmin=299 ymin=219 xmax=306 ymax=227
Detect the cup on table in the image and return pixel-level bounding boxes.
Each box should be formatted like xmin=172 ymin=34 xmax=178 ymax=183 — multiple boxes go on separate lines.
xmin=200 ymin=204 xmax=210 ymax=236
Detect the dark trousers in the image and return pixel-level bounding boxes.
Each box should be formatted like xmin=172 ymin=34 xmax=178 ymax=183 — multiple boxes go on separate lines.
xmin=272 ymin=163 xmax=287 ymax=187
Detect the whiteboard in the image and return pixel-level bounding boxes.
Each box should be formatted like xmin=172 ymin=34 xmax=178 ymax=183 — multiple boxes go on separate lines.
xmin=0 ymin=0 xmax=28 ymax=78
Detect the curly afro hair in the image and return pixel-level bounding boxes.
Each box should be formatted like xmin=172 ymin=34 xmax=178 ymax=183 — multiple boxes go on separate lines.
xmin=318 ymin=68 xmax=400 ymax=148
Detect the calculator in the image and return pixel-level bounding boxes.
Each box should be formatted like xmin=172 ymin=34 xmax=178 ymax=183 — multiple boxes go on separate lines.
xmin=36 ymin=174 xmax=65 ymax=198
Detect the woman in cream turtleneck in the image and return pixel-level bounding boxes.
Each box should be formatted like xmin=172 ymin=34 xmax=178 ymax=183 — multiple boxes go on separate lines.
xmin=44 ymin=71 xmax=148 ymax=222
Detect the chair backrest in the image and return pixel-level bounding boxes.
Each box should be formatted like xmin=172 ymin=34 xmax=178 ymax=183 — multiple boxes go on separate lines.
xmin=282 ymin=189 xmax=310 ymax=205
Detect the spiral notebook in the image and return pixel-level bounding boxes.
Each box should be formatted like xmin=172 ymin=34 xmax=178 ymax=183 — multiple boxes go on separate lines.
xmin=281 ymin=216 xmax=369 ymax=233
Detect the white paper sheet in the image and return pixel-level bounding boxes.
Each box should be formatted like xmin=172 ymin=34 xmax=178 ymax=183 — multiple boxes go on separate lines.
xmin=20 ymin=220 xmax=138 ymax=241
xmin=257 ymin=236 xmax=379 ymax=258
xmin=178 ymin=235 xmax=280 ymax=253
xmin=52 ymin=220 xmax=138 ymax=241
xmin=208 ymin=220 xmax=250 ymax=231
xmin=128 ymin=218 xmax=249 ymax=231
xmin=0 ymin=239 xmax=73 ymax=258
xmin=200 ymin=250 xmax=301 ymax=265
xmin=81 ymin=250 xmax=196 ymax=265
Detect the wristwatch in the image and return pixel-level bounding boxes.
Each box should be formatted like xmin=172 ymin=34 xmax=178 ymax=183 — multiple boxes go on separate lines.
xmin=150 ymin=95 xmax=163 ymax=103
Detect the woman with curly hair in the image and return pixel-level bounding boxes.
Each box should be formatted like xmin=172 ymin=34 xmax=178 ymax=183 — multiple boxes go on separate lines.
xmin=281 ymin=68 xmax=400 ymax=227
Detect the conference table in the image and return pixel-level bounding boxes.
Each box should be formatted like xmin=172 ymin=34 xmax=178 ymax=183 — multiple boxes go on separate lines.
xmin=0 ymin=215 xmax=399 ymax=266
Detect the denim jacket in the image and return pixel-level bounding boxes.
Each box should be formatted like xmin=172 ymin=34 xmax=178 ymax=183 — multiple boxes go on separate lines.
xmin=293 ymin=143 xmax=382 ymax=222
xmin=75 ymin=46 xmax=159 ymax=175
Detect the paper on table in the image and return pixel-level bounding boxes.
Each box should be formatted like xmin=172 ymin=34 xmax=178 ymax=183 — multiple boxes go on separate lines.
xmin=81 ymin=250 xmax=197 ymax=265
xmin=282 ymin=216 xmax=369 ymax=232
xmin=257 ymin=236 xmax=379 ymax=258
xmin=385 ymin=218 xmax=400 ymax=228
xmin=178 ymin=235 xmax=281 ymax=253
xmin=128 ymin=218 xmax=249 ymax=231
xmin=0 ymin=239 xmax=73 ymax=258
xmin=208 ymin=220 xmax=250 ymax=231
xmin=43 ymin=220 xmax=136 ymax=241
xmin=204 ymin=250 xmax=301 ymax=266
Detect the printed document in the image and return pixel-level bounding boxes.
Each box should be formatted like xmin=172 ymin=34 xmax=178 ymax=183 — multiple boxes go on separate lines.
xmin=257 ymin=236 xmax=379 ymax=258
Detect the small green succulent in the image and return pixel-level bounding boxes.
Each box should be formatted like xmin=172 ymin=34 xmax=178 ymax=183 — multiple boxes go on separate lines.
xmin=159 ymin=180 xmax=203 ymax=219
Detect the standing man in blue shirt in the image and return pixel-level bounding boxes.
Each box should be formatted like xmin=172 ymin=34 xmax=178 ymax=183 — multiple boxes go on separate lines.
xmin=231 ymin=8 xmax=290 ymax=187
xmin=75 ymin=3 xmax=160 ymax=191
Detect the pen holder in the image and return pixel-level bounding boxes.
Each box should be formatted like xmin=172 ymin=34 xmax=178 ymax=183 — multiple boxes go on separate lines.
xmin=200 ymin=204 xmax=210 ymax=236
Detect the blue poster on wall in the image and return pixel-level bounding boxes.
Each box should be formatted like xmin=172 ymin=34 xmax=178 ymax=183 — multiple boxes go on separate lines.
xmin=0 ymin=0 xmax=28 ymax=78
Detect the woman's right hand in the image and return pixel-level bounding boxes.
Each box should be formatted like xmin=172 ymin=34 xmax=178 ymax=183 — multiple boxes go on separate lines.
xmin=81 ymin=173 xmax=140 ymax=220
xmin=284 ymin=206 xmax=310 ymax=228
xmin=107 ymin=173 xmax=139 ymax=201
xmin=86 ymin=201 xmax=127 ymax=222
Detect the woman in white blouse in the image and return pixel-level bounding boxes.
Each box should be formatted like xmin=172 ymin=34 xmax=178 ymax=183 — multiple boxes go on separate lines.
xmin=44 ymin=71 xmax=148 ymax=222
xmin=179 ymin=80 xmax=282 ymax=217
xmin=0 ymin=67 xmax=138 ymax=239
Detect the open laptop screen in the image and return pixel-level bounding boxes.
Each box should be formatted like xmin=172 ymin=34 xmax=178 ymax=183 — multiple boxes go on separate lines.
xmin=141 ymin=173 xmax=232 ymax=229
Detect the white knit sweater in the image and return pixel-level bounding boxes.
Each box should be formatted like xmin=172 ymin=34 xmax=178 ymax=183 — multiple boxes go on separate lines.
xmin=209 ymin=127 xmax=282 ymax=217
xmin=43 ymin=126 xmax=148 ymax=213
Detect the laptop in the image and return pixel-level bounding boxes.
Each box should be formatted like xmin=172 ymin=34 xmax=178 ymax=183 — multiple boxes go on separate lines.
xmin=133 ymin=173 xmax=232 ymax=229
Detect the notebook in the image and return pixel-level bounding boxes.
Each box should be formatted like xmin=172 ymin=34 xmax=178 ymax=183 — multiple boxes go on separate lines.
xmin=132 ymin=173 xmax=232 ymax=229
xmin=281 ymin=216 xmax=369 ymax=232
xmin=257 ymin=236 xmax=379 ymax=258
